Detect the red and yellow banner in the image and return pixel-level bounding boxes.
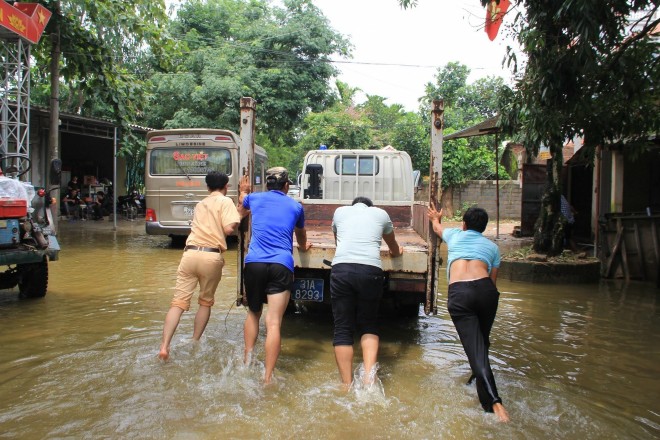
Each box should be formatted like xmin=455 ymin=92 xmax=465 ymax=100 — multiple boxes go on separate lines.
xmin=485 ymin=0 xmax=510 ymax=41
xmin=0 ymin=2 xmax=52 ymax=44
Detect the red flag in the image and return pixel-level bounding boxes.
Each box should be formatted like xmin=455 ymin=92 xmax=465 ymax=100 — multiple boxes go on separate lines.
xmin=0 ymin=2 xmax=52 ymax=44
xmin=485 ymin=0 xmax=510 ymax=41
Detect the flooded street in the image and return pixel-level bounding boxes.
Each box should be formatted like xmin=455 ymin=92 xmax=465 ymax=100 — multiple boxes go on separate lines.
xmin=0 ymin=219 xmax=658 ymax=439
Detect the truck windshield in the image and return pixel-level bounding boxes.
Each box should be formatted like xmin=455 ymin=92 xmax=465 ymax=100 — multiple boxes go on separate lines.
xmin=149 ymin=148 xmax=231 ymax=176
xmin=335 ymin=156 xmax=379 ymax=175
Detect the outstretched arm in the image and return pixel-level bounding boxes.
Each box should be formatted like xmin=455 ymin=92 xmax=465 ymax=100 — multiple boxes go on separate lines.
xmin=427 ymin=206 xmax=445 ymax=238
xmin=237 ymin=175 xmax=251 ymax=218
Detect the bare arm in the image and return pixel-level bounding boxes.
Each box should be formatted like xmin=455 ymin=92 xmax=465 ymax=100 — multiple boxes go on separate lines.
xmin=223 ymin=221 xmax=239 ymax=237
xmin=427 ymin=206 xmax=445 ymax=238
xmin=237 ymin=175 xmax=251 ymax=218
xmin=383 ymin=231 xmax=403 ymax=257
xmin=490 ymin=267 xmax=498 ymax=286
xmin=295 ymin=227 xmax=312 ymax=252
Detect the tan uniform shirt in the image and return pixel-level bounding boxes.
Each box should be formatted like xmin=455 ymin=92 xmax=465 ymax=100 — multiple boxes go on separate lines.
xmin=186 ymin=191 xmax=240 ymax=251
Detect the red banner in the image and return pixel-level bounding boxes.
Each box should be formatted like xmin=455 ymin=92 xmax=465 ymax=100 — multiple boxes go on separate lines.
xmin=485 ymin=0 xmax=510 ymax=41
xmin=0 ymin=2 xmax=52 ymax=44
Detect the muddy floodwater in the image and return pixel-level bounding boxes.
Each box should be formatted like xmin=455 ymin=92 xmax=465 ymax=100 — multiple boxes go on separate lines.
xmin=0 ymin=220 xmax=658 ymax=439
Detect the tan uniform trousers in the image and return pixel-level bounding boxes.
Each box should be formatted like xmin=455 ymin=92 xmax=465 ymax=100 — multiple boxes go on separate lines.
xmin=171 ymin=249 xmax=225 ymax=311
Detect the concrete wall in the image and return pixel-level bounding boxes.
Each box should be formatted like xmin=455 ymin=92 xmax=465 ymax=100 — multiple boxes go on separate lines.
xmin=453 ymin=180 xmax=521 ymax=220
xmin=415 ymin=180 xmax=522 ymax=221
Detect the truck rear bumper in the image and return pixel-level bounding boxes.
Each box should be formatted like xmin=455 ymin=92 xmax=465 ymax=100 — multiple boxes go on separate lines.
xmin=146 ymin=221 xmax=191 ymax=237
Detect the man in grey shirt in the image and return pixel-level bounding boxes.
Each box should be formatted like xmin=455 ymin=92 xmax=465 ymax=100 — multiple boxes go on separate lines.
xmin=330 ymin=196 xmax=403 ymax=389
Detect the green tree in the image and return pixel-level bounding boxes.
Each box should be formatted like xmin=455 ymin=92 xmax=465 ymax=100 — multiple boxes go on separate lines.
xmin=30 ymin=0 xmax=174 ymax=192
xmin=142 ymin=0 xmax=351 ymax=150
xmin=421 ymin=62 xmax=508 ymax=215
xmin=292 ymin=80 xmax=429 ymax=174
xmin=401 ymin=1 xmax=658 ymax=255
xmin=492 ymin=0 xmax=660 ymax=255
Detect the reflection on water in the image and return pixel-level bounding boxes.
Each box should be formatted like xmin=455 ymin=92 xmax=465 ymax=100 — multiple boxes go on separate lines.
xmin=0 ymin=220 xmax=658 ymax=439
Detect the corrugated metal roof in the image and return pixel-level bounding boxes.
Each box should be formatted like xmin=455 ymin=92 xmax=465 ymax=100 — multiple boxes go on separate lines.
xmin=30 ymin=104 xmax=152 ymax=135
xmin=444 ymin=115 xmax=500 ymax=140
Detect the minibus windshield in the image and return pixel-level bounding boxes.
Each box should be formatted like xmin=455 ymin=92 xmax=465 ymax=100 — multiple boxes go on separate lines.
xmin=149 ymin=148 xmax=231 ymax=176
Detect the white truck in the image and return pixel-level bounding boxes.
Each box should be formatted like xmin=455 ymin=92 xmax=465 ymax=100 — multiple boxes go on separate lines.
xmin=235 ymin=98 xmax=445 ymax=317
xmin=290 ymin=147 xmax=439 ymax=317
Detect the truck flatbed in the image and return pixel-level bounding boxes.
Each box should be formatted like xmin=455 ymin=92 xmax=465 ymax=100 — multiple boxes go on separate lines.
xmin=293 ymin=224 xmax=429 ymax=273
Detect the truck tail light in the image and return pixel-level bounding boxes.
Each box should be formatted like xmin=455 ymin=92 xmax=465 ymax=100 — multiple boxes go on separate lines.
xmin=145 ymin=208 xmax=157 ymax=222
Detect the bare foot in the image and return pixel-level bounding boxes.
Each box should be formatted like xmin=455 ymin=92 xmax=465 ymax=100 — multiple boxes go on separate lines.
xmin=339 ymin=381 xmax=352 ymax=393
xmin=493 ymin=403 xmax=510 ymax=423
xmin=158 ymin=348 xmax=170 ymax=361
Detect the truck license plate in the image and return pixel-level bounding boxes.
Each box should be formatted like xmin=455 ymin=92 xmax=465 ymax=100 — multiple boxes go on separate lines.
xmin=183 ymin=206 xmax=195 ymax=217
xmin=292 ymin=278 xmax=324 ymax=302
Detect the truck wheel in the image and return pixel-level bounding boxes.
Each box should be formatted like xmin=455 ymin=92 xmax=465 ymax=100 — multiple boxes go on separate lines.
xmin=18 ymin=259 xmax=48 ymax=298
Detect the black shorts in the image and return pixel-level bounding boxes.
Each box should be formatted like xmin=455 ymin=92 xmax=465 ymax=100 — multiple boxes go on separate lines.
xmin=330 ymin=263 xmax=385 ymax=346
xmin=243 ymin=263 xmax=294 ymax=313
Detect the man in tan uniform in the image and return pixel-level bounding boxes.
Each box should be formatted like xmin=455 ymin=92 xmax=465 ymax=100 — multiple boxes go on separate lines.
xmin=158 ymin=171 xmax=240 ymax=360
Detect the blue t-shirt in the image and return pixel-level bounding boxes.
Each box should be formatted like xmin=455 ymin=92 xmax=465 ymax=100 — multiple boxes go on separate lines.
xmin=243 ymin=190 xmax=305 ymax=272
xmin=442 ymin=228 xmax=500 ymax=281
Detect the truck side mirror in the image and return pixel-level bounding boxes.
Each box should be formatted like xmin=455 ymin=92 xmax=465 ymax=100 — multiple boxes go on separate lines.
xmin=49 ymin=159 xmax=62 ymax=185
xmin=304 ymin=163 xmax=323 ymax=199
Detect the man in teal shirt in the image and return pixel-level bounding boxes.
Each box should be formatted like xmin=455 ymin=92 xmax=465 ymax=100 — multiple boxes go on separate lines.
xmin=427 ymin=205 xmax=510 ymax=423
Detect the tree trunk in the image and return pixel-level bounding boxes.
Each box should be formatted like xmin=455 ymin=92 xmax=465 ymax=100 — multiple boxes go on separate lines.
xmin=440 ymin=186 xmax=454 ymax=218
xmin=48 ymin=5 xmax=61 ymax=228
xmin=533 ymin=144 xmax=565 ymax=256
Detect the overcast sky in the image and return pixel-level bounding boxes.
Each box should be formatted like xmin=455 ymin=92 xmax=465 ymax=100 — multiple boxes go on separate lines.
xmin=312 ymin=0 xmax=516 ymax=111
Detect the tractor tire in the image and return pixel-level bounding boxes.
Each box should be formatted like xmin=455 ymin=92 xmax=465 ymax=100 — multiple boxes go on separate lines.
xmin=18 ymin=259 xmax=48 ymax=298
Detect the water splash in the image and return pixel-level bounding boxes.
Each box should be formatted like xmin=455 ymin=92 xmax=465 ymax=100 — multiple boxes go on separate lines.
xmin=350 ymin=362 xmax=388 ymax=406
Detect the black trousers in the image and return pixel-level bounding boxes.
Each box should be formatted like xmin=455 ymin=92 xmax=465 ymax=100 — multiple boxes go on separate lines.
xmin=447 ymin=277 xmax=503 ymax=412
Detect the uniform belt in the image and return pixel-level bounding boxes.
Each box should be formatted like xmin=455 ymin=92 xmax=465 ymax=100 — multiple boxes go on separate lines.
xmin=184 ymin=245 xmax=221 ymax=253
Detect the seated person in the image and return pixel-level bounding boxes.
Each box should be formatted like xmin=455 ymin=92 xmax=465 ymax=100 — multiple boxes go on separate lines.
xmin=92 ymin=191 xmax=109 ymax=220
xmin=67 ymin=176 xmax=80 ymax=192
xmin=62 ymin=188 xmax=84 ymax=218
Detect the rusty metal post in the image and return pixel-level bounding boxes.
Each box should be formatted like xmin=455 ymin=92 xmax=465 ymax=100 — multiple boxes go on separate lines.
xmin=236 ymin=97 xmax=256 ymax=306
xmin=425 ymin=100 xmax=444 ymax=315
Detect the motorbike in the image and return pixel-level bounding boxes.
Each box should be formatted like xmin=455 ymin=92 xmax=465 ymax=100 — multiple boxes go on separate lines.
xmin=117 ymin=190 xmax=144 ymax=220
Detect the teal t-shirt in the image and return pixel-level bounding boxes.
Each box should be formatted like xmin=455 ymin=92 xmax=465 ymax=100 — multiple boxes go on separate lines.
xmin=442 ymin=228 xmax=500 ymax=281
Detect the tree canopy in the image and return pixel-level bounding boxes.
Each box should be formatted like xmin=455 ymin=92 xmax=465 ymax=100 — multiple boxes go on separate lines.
xmin=421 ymin=62 xmax=509 ymax=191
xmin=402 ymin=0 xmax=659 ymax=255
xmin=494 ymin=0 xmax=659 ymax=254
xmin=141 ymin=0 xmax=351 ymax=146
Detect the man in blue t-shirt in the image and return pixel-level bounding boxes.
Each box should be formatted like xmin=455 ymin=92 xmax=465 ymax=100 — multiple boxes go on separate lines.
xmin=238 ymin=167 xmax=311 ymax=384
xmin=427 ymin=205 xmax=510 ymax=423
